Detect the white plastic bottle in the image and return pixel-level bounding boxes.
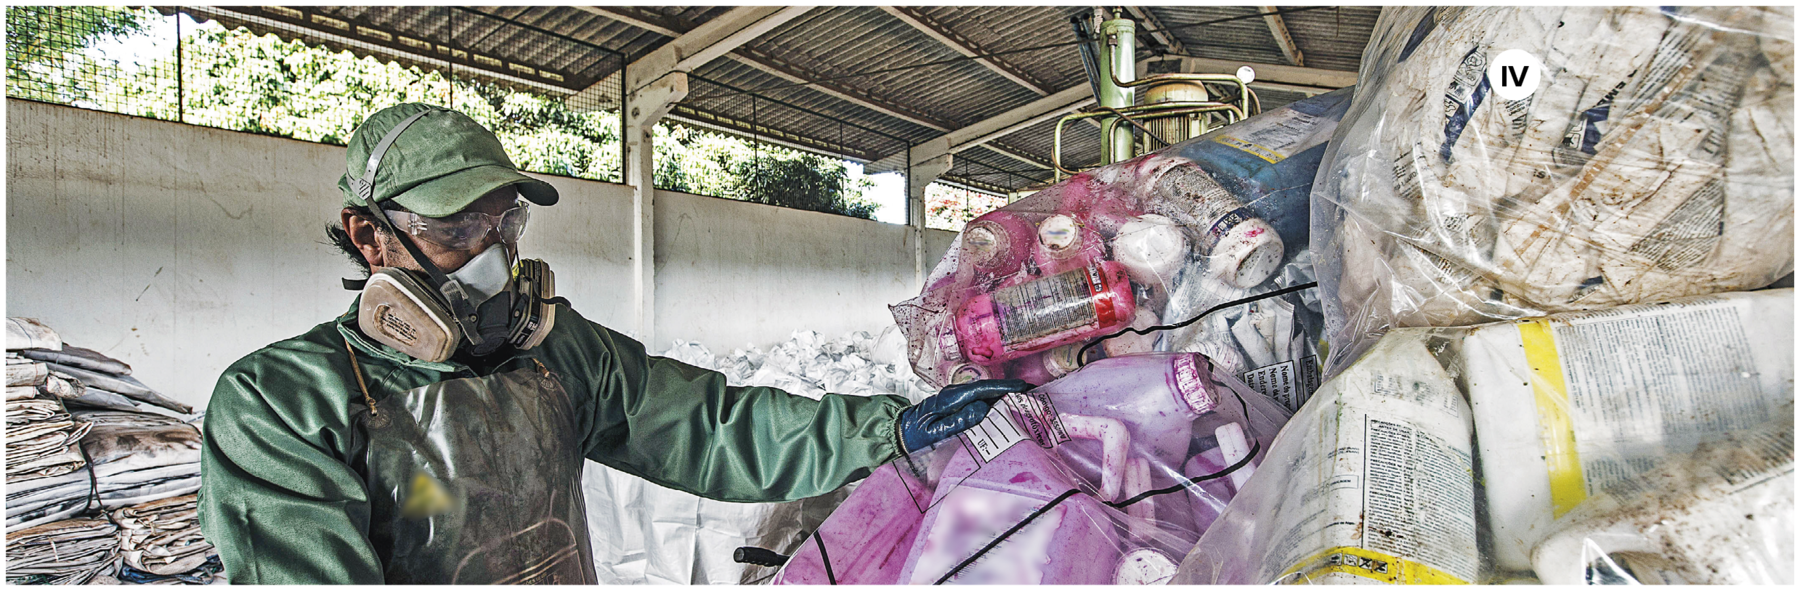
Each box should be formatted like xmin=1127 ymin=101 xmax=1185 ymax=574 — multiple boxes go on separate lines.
xmin=1174 ymin=330 xmax=1481 ymax=584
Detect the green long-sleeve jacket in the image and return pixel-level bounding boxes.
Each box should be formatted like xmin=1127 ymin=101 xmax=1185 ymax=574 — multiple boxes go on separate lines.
xmin=196 ymin=301 xmax=909 ymax=584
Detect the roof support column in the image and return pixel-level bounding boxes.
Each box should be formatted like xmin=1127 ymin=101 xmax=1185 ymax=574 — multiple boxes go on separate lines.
xmin=623 ymin=72 xmax=687 ymax=348
xmin=611 ymin=5 xmax=800 ymax=348
xmin=908 ymin=140 xmax=954 ymax=289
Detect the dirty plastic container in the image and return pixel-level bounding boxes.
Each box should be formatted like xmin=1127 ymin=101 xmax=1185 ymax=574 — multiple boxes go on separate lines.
xmin=896 ymin=412 xmax=1128 ymax=585
xmin=1032 ymin=215 xmax=1106 ymax=277
xmin=1113 ymin=214 xmax=1190 ymax=286
xmin=1140 ymin=158 xmax=1284 ymax=289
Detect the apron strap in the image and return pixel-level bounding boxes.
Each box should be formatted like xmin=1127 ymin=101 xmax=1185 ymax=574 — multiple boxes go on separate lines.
xmin=342 ymin=335 xmax=380 ymax=417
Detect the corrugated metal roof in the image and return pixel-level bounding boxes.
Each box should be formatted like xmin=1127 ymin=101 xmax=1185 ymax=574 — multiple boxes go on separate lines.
xmin=172 ymin=5 xmax=1379 ymax=194
xmin=1276 ymin=6 xmax=1382 ymax=72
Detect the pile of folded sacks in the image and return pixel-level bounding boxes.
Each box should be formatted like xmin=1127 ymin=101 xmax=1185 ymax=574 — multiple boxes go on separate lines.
xmin=4 ymin=318 xmax=218 ymax=585
xmin=4 ymin=517 xmax=121 ymax=585
xmin=110 ymin=494 xmax=222 ymax=584
xmin=4 ymin=494 xmax=220 ymax=586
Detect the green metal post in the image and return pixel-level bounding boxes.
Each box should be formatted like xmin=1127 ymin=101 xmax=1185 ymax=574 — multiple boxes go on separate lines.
xmin=1098 ymin=12 xmax=1136 ymax=164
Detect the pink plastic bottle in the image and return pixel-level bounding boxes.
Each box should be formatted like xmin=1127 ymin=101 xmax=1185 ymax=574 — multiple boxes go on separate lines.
xmin=895 ymin=411 xmax=1129 ymax=584
xmin=1037 ymin=353 xmax=1218 ymax=465
xmin=953 ymin=261 xmax=1137 ymax=365
xmin=959 ymin=211 xmax=1036 ymax=276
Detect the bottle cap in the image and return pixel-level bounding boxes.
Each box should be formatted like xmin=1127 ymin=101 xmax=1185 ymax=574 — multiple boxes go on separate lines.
xmin=1209 ymin=217 xmax=1284 ymax=289
xmin=1043 ymin=343 xmax=1085 ymax=378
xmin=1037 ymin=215 xmax=1081 ymax=254
xmin=948 ymin=363 xmax=989 ymax=384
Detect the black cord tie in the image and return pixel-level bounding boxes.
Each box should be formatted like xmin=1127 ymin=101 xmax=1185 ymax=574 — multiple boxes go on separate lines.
xmin=1077 ymin=281 xmax=1319 ymax=368
xmin=934 ymin=388 xmax=1262 ymax=584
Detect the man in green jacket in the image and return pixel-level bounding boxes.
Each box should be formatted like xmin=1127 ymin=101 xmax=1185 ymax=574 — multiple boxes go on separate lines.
xmin=196 ymin=103 xmax=1027 ymax=584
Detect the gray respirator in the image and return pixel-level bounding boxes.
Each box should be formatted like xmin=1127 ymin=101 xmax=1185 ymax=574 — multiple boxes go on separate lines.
xmin=343 ymin=109 xmax=558 ymax=362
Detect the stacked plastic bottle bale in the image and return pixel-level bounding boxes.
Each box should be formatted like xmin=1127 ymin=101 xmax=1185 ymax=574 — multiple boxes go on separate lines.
xmin=1312 ymin=5 xmax=1795 ymax=375
xmin=892 ymin=89 xmax=1353 ymax=415
xmin=661 ymin=327 xmax=935 ymax=403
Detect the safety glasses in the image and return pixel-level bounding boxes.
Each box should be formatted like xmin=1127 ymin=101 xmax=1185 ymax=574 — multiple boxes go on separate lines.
xmin=388 ymin=201 xmax=530 ymax=249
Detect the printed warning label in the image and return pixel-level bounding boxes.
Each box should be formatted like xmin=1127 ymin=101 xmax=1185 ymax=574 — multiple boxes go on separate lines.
xmin=1243 ymin=356 xmax=1322 ymax=411
xmin=960 ymin=393 xmax=1066 ymax=463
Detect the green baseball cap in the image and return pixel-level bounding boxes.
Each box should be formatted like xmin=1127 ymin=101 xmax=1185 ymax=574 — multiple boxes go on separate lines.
xmin=337 ymin=103 xmax=558 ymax=217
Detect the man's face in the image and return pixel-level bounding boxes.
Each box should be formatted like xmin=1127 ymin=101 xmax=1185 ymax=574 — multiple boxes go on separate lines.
xmin=342 ymin=186 xmax=521 ymax=274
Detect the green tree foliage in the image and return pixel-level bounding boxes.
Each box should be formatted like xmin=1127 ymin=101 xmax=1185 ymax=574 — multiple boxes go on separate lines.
xmin=6 ymin=11 xmax=875 ymax=217
xmin=5 ymin=6 xmax=153 ymax=104
xmin=654 ymin=124 xmax=877 ymax=219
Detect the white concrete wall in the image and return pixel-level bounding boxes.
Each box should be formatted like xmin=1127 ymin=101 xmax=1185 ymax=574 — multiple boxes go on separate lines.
xmin=6 ymin=100 xmax=956 ymax=412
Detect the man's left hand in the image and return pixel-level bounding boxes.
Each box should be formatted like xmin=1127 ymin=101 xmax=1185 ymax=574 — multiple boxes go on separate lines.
xmin=896 ymin=379 xmax=1033 ymax=452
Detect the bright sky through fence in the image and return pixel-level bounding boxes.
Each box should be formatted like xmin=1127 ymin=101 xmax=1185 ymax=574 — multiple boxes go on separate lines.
xmin=69 ymin=10 xmax=921 ymax=227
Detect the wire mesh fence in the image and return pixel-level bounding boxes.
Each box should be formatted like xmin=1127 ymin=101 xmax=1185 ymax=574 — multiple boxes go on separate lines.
xmin=6 ymin=5 xmax=625 ymax=182
xmin=5 ymin=5 xmax=1018 ymax=224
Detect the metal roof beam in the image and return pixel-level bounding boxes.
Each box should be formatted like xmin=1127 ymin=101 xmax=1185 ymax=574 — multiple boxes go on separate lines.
xmin=980 ymin=141 xmax=1057 ymax=171
xmin=1122 ymin=7 xmax=1185 ymax=55
xmin=724 ymin=50 xmax=955 ymax=133
xmin=1257 ymin=6 xmax=1306 ymax=67
xmin=876 ymin=84 xmax=1094 ymax=168
xmin=581 ymin=5 xmax=958 ymax=135
xmin=573 ymin=6 xmax=682 ymax=38
xmin=621 ymin=6 xmax=811 ymax=94
xmin=877 ymin=7 xmax=1051 ymax=96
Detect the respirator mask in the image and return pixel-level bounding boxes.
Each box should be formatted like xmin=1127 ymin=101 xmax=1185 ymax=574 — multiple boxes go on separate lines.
xmin=342 ymin=109 xmax=560 ymax=362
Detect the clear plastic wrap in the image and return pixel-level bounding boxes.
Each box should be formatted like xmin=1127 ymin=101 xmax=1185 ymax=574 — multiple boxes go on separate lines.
xmin=1174 ymin=328 xmax=1483 ymax=584
xmin=767 ymin=352 xmax=1291 ymax=585
xmin=1312 ymin=6 xmax=1795 ymax=376
xmin=1466 ymin=288 xmax=1793 ymax=576
xmin=1531 ymin=412 xmax=1793 ymax=585
xmin=1176 ymin=287 xmax=1793 ymax=585
xmin=894 ymin=88 xmax=1350 ymax=412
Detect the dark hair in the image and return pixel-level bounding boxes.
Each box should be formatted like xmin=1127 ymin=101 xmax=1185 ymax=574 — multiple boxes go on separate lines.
xmin=326 ymin=206 xmax=374 ymax=277
xmin=328 ymin=203 xmax=423 ymax=276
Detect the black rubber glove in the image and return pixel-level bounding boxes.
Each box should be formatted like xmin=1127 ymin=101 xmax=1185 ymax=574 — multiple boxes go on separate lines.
xmin=896 ymin=379 xmax=1033 ymax=453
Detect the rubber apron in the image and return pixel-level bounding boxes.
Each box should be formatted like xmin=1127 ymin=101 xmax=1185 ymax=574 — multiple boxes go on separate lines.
xmin=352 ymin=360 xmax=596 ymax=584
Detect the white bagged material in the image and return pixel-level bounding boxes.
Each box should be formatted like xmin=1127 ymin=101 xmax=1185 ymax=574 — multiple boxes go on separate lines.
xmin=1531 ymin=414 xmax=1793 ymax=584
xmin=1314 ymin=6 xmax=1795 ymax=376
xmin=582 ymin=329 xmax=935 ymax=584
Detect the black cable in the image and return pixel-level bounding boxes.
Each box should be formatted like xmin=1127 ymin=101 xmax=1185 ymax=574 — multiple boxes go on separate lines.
xmin=934 ymin=488 xmax=1083 ymax=584
xmin=813 ymin=529 xmax=838 ymax=585
xmin=1078 ymin=281 xmax=1319 ymax=368
xmin=684 ymin=7 xmax=1333 ymax=103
